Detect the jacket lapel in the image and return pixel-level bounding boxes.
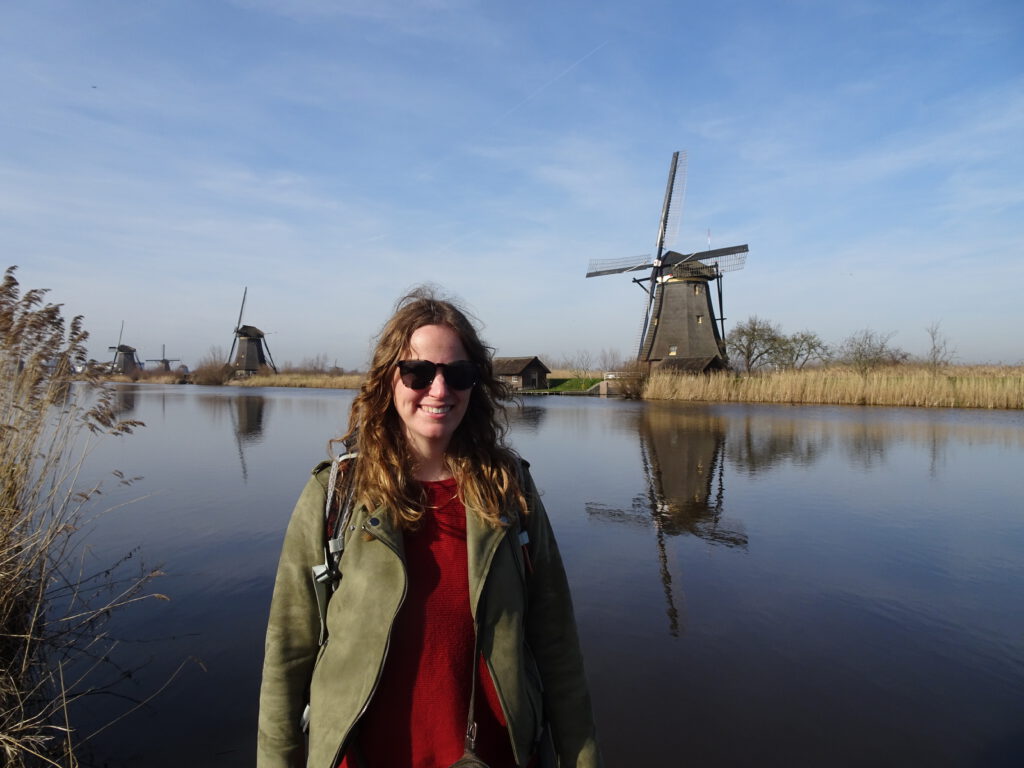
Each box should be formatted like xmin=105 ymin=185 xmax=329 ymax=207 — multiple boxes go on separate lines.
xmin=465 ymin=505 xmax=505 ymax=621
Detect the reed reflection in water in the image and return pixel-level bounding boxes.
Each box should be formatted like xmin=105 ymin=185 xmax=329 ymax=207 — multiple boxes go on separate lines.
xmin=72 ymin=387 xmax=1023 ymax=767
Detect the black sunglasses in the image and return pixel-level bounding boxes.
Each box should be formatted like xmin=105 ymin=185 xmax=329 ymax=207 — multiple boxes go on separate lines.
xmin=397 ymin=359 xmax=479 ymax=391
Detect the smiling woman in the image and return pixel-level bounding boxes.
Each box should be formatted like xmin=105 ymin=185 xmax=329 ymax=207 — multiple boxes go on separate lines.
xmin=390 ymin=326 xmax=476 ymax=480
xmin=257 ymin=287 xmax=603 ymax=768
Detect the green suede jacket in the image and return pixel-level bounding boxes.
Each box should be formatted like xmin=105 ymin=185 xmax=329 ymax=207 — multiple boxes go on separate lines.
xmin=257 ymin=460 xmax=603 ymax=768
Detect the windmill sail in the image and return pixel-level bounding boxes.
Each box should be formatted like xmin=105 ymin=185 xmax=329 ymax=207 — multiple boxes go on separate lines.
xmin=637 ymin=152 xmax=687 ymax=358
xmin=586 ymin=244 xmax=748 ymax=279
xmin=658 ymin=151 xmax=687 ymax=264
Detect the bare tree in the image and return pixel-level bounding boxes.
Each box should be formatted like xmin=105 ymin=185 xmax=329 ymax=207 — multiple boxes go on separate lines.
xmin=839 ymin=329 xmax=909 ymax=376
xmin=726 ymin=316 xmax=784 ymax=373
xmin=547 ymin=352 xmax=576 ymax=371
xmin=569 ymin=349 xmax=595 ymax=381
xmin=772 ymin=330 xmax=831 ymax=370
xmin=598 ymin=347 xmax=623 ymax=372
xmin=292 ymin=353 xmax=330 ymax=373
xmin=925 ymin=321 xmax=955 ymax=372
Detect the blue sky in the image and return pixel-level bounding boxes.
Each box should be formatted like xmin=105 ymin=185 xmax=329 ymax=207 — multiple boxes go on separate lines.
xmin=3 ymin=0 xmax=1021 ymax=368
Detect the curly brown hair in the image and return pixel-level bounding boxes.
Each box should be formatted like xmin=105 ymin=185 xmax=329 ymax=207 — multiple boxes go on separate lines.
xmin=337 ymin=286 xmax=526 ymax=529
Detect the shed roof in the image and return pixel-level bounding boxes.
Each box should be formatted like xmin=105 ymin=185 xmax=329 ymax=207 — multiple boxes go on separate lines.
xmin=492 ymin=356 xmax=551 ymax=375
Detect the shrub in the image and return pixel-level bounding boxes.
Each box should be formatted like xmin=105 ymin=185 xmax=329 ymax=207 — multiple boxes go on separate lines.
xmin=190 ymin=347 xmax=234 ymax=386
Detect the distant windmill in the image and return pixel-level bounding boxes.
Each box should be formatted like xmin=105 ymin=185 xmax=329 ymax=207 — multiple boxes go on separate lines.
xmin=146 ymin=344 xmax=182 ymax=372
xmin=226 ymin=287 xmax=278 ymax=375
xmin=586 ymin=151 xmax=749 ymax=372
xmin=108 ymin=321 xmax=143 ymax=375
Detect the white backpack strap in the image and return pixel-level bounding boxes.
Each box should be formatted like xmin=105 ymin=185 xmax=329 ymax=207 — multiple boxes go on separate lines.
xmin=312 ymin=452 xmax=358 ymax=647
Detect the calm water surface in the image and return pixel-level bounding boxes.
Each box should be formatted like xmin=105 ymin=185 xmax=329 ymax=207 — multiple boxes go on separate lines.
xmin=71 ymin=384 xmax=1024 ymax=767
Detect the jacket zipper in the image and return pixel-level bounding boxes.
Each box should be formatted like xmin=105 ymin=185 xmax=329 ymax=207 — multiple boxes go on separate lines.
xmin=328 ymin=524 xmax=408 ymax=768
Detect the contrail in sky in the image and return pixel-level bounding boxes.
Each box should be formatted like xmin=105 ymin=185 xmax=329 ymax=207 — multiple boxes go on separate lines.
xmin=488 ymin=40 xmax=610 ymax=126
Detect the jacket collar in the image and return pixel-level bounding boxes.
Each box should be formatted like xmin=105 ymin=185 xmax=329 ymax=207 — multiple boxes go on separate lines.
xmin=358 ymin=498 xmax=508 ymax=620
xmin=356 ymin=503 xmax=405 ymax=558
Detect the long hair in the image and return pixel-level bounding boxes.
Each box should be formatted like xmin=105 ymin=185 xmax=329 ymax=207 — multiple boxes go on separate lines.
xmin=338 ymin=287 xmax=527 ymax=529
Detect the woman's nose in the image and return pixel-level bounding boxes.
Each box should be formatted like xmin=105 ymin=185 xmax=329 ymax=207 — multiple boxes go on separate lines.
xmin=427 ymin=368 xmax=449 ymax=397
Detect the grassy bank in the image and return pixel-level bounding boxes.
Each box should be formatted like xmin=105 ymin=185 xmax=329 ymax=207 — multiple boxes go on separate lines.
xmin=643 ymin=365 xmax=1024 ymax=410
xmin=546 ymin=377 xmax=602 ymax=392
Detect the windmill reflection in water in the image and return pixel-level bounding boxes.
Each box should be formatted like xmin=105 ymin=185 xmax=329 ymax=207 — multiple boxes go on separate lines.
xmin=194 ymin=392 xmax=268 ymax=482
xmin=586 ymin=408 xmax=747 ymax=637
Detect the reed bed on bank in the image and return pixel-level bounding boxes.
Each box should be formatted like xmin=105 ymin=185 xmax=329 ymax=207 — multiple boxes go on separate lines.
xmin=229 ymin=372 xmax=366 ymax=389
xmin=643 ymin=365 xmax=1024 ymax=410
xmin=2 ymin=267 xmax=155 ymax=766
xmin=105 ymin=371 xmax=184 ymax=385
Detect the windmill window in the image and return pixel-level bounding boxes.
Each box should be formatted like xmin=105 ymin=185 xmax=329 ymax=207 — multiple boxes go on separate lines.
xmin=693 ymin=285 xmax=702 ymax=295
xmin=668 ymin=345 xmax=678 ymax=356
xmin=697 ymin=315 xmax=704 ymax=324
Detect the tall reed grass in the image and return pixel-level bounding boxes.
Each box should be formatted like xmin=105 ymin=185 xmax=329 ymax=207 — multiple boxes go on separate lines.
xmin=1 ymin=267 xmax=157 ymax=766
xmin=229 ymin=372 xmax=366 ymax=389
xmin=643 ymin=365 xmax=1024 ymax=410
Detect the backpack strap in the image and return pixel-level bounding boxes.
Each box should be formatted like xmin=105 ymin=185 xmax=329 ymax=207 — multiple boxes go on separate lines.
xmin=324 ymin=452 xmax=358 ymax=576
xmin=502 ymin=457 xmax=534 ymax=589
xmin=311 ymin=452 xmax=358 ymax=647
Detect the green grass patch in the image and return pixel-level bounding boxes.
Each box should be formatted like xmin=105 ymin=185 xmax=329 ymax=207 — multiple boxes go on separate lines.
xmin=549 ymin=377 xmax=602 ymax=391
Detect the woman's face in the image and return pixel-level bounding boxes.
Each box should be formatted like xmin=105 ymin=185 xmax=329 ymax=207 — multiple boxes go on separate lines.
xmin=391 ymin=324 xmax=473 ymax=460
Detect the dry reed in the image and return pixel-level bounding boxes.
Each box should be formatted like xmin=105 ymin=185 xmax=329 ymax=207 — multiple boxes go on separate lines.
xmin=643 ymin=364 xmax=1024 ymax=410
xmin=228 ymin=372 xmax=366 ymax=389
xmin=1 ymin=267 xmax=158 ymax=766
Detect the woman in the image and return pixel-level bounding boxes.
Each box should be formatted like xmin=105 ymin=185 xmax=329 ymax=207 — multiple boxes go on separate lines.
xmin=257 ymin=289 xmax=602 ymax=768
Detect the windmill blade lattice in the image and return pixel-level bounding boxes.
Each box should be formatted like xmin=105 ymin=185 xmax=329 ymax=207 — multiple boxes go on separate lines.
xmin=585 ymin=254 xmax=657 ymax=278
xmin=659 ymin=151 xmax=687 ymax=260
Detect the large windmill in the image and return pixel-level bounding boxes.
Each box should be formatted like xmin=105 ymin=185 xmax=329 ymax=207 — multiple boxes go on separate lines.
xmin=586 ymin=151 xmax=749 ymax=372
xmin=227 ymin=287 xmax=278 ymax=375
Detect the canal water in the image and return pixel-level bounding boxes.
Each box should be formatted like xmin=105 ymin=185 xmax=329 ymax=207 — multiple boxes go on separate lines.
xmin=69 ymin=384 xmax=1024 ymax=767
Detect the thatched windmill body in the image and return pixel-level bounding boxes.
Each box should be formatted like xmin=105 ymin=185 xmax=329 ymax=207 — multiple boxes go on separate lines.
xmin=108 ymin=322 xmax=143 ymax=374
xmin=586 ymin=151 xmax=749 ymax=372
xmin=109 ymin=344 xmax=143 ymax=375
xmin=227 ymin=288 xmax=278 ymax=375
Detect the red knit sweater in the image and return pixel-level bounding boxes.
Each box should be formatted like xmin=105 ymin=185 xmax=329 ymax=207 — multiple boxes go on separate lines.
xmin=339 ymin=478 xmax=516 ymax=768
